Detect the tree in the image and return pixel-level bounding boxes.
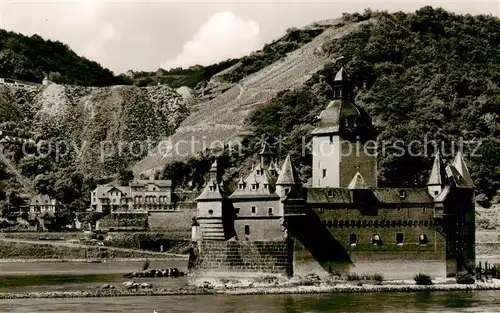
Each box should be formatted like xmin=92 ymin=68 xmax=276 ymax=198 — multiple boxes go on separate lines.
xmin=118 ymin=169 xmax=134 ymax=186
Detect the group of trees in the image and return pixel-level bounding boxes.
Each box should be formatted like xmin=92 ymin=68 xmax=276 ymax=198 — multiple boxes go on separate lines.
xmin=0 ymin=30 xmax=131 ymax=86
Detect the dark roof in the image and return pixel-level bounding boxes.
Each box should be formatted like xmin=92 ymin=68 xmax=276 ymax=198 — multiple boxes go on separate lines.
xmin=130 ymin=180 xmax=172 ymax=187
xmin=371 ymin=188 xmax=433 ymax=204
xmin=307 ymin=187 xmax=433 ymax=204
xmin=307 ymin=188 xmax=352 ymax=204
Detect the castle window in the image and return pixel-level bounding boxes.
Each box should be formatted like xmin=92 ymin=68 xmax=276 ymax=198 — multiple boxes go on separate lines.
xmin=329 ymin=135 xmax=333 ymax=143
xmin=399 ymin=190 xmax=407 ymax=198
xmin=251 ymin=184 xmax=258 ymax=190
xmin=372 ymin=234 xmax=381 ymax=246
xmin=268 ymin=207 xmax=273 ymax=216
xmin=434 ymin=190 xmax=439 ymax=196
xmin=251 ymin=206 xmax=256 ymax=214
xmin=235 ymin=208 xmax=240 ymax=215
xmin=208 ymin=209 xmax=213 ymax=215
xmin=396 ymin=233 xmax=404 ymax=245
xmin=349 ymin=233 xmax=357 ymax=246
xmin=322 ymin=169 xmax=327 ymax=178
xmin=419 ymin=234 xmax=428 ymax=245
xmin=256 ymin=169 xmax=262 ymax=175
xmin=327 ymin=189 xmax=334 ymax=197
xmin=264 ymin=184 xmax=268 ymax=190
xmin=209 ymin=185 xmax=214 ymax=191
xmin=239 ymin=183 xmax=245 ymax=190
xmin=244 ymin=225 xmax=250 ymax=235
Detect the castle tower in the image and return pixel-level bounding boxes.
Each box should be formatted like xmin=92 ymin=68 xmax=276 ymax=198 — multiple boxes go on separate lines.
xmin=427 ymin=152 xmax=449 ymax=198
xmin=311 ymin=68 xmax=378 ymax=189
xmin=442 ymin=154 xmax=476 ymax=279
xmin=195 ymin=160 xmax=226 ymax=240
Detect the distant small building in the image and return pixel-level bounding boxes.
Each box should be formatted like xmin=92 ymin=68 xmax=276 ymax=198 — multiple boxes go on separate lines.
xmin=90 ymin=179 xmax=173 ymax=213
xmin=29 ymin=194 xmax=58 ymax=215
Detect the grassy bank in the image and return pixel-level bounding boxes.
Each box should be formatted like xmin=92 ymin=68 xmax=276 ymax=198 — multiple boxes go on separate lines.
xmin=0 ymin=241 xmax=167 ymax=259
xmin=1 ymin=232 xmax=191 ymax=254
xmin=0 ymin=274 xmax=117 ymax=288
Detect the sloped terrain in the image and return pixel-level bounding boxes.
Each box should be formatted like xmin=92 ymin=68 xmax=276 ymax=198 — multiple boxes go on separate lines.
xmin=133 ymin=20 xmax=367 ymax=175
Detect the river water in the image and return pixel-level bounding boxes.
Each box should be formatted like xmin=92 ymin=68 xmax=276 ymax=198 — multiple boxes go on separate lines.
xmin=0 ymin=291 xmax=499 ymax=312
xmin=1 ymin=261 xmax=500 ymax=312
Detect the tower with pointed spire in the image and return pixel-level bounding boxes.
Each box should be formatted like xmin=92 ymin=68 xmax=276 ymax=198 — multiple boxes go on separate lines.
xmin=195 ymin=160 xmax=229 ymax=240
xmin=311 ymin=67 xmax=378 ymax=189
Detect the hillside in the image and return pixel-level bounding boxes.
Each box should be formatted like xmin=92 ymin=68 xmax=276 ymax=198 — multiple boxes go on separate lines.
xmin=132 ymin=18 xmax=355 ymax=176
xmin=0 ymin=29 xmax=131 ymax=86
xmin=135 ymin=7 xmax=500 ymax=199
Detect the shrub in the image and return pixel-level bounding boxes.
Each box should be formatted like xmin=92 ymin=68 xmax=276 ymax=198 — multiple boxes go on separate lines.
xmin=414 ymin=273 xmax=433 ymax=285
xmin=372 ymin=273 xmax=384 ymax=282
xmin=141 ymin=259 xmax=150 ymax=271
xmin=456 ymin=271 xmax=475 ymax=284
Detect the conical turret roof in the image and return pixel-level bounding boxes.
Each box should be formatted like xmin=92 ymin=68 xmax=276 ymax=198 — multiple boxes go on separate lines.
xmin=334 ymin=67 xmax=349 ymax=82
xmin=427 ymin=152 xmax=448 ymax=186
xmin=347 ymin=171 xmax=367 ymax=190
xmin=276 ymin=154 xmax=300 ymax=185
xmin=453 ymin=152 xmax=474 ymax=187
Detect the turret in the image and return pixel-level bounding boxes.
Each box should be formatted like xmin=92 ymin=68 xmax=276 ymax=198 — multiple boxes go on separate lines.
xmin=427 ymin=152 xmax=448 ymax=198
xmin=453 ymin=151 xmax=474 ymax=188
xmin=259 ymin=142 xmax=271 ymax=168
xmin=208 ymin=160 xmax=218 ymax=183
xmin=331 ymin=67 xmax=354 ymax=102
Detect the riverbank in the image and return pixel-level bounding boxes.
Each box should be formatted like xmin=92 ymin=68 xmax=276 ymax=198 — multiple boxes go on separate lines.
xmin=1 ymin=282 xmax=500 ymax=299
xmin=0 ymin=256 xmax=187 ymax=263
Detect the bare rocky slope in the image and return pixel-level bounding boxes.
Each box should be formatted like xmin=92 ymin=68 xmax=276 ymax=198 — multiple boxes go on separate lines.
xmin=133 ymin=20 xmax=367 ymax=176
xmin=0 ymin=83 xmax=189 ymax=177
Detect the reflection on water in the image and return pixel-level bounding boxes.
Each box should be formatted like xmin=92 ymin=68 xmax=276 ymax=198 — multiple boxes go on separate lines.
xmin=0 ymin=291 xmax=499 ymax=313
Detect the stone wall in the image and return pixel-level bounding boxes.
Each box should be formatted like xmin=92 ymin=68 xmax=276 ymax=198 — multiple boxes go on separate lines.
xmin=194 ymin=240 xmax=293 ymax=277
xmin=234 ymin=218 xmax=284 ymax=241
xmin=148 ymin=209 xmax=194 ymax=238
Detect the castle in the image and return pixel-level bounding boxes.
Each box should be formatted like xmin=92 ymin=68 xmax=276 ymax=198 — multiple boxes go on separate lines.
xmin=191 ymin=68 xmax=475 ymax=280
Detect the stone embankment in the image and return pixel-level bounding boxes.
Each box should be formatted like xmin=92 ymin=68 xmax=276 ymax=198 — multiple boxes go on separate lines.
xmin=2 ymin=282 xmax=500 ymax=299
xmin=124 ymin=268 xmax=185 ymax=278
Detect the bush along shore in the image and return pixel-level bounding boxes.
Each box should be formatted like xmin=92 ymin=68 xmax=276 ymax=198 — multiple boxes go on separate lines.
xmin=2 ymin=281 xmax=500 ymax=299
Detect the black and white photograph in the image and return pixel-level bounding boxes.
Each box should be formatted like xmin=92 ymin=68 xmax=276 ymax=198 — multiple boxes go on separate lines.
xmin=0 ymin=0 xmax=499 ymax=312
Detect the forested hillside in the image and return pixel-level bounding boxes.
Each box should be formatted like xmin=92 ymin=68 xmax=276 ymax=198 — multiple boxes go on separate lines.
xmin=0 ymin=29 xmax=131 ymax=86
xmin=158 ymin=7 xmax=500 ymax=199
xmin=252 ymin=7 xmax=500 ymax=197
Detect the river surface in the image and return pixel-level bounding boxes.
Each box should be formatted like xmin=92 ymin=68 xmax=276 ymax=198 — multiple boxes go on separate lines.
xmin=0 ymin=291 xmax=499 ymax=312
xmin=0 ymin=260 xmax=188 ymax=293
xmin=1 ymin=262 xmax=500 ymax=312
